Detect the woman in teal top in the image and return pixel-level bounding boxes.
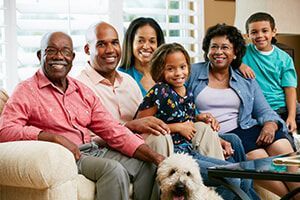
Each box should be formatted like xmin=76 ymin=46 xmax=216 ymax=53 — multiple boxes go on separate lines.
xmin=119 ymin=66 xmax=147 ymax=96
xmin=119 ymin=17 xmax=165 ymax=96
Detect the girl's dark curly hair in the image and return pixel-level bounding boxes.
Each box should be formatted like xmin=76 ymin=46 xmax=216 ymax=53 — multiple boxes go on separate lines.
xmin=202 ymin=23 xmax=246 ymax=69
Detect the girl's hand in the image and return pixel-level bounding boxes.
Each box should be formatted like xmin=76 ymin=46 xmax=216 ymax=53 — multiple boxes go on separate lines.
xmin=196 ymin=113 xmax=220 ymax=132
xmin=169 ymin=121 xmax=196 ymax=141
xmin=286 ymin=117 xmax=297 ymax=133
xmin=256 ymin=122 xmax=277 ymax=146
xmin=180 ymin=121 xmax=196 ymax=140
xmin=239 ymin=63 xmax=255 ymax=79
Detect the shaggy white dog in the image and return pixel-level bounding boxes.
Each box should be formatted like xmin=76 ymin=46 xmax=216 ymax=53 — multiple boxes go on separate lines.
xmin=157 ymin=153 xmax=223 ymax=200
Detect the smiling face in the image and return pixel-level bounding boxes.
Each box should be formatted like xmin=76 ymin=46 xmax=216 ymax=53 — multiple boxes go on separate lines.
xmin=163 ymin=51 xmax=189 ymax=92
xmin=247 ymin=20 xmax=276 ymax=51
xmin=39 ymin=32 xmax=74 ymax=85
xmin=133 ymin=24 xmax=158 ymax=67
xmin=87 ymin=22 xmax=121 ymax=76
xmin=207 ymin=35 xmax=235 ymax=70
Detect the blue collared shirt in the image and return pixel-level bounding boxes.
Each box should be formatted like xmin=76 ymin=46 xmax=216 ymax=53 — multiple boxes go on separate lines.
xmin=186 ymin=61 xmax=287 ymax=133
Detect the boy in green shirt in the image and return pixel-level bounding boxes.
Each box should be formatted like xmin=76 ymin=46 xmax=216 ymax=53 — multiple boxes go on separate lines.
xmin=242 ymin=12 xmax=299 ymax=134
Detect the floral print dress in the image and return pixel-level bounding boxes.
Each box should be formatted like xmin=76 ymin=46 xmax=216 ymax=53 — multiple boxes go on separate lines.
xmin=138 ymin=82 xmax=196 ymax=153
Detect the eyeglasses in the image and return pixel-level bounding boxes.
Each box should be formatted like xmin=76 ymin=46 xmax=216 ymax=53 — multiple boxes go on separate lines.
xmin=209 ymin=44 xmax=233 ymax=52
xmin=44 ymin=47 xmax=73 ymax=57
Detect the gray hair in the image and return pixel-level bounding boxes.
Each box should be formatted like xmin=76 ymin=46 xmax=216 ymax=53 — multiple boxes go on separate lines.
xmin=40 ymin=31 xmax=72 ymax=49
xmin=40 ymin=32 xmax=52 ymax=49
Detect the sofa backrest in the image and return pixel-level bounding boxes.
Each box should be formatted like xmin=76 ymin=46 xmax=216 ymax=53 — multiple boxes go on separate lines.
xmin=0 ymin=89 xmax=9 ymax=114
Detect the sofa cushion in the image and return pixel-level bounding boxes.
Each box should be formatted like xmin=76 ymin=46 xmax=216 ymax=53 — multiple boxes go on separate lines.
xmin=0 ymin=141 xmax=78 ymax=189
xmin=77 ymin=175 xmax=95 ymax=200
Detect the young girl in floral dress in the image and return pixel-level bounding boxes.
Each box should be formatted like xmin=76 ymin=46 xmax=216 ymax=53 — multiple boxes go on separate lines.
xmin=136 ymin=43 xmax=259 ymax=200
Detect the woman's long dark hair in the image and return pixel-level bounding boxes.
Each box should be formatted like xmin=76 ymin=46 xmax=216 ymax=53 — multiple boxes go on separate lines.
xmin=119 ymin=17 xmax=165 ymax=70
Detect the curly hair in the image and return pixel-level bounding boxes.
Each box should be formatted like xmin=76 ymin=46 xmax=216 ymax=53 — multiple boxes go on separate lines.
xmin=119 ymin=17 xmax=165 ymax=70
xmin=150 ymin=43 xmax=191 ymax=83
xmin=202 ymin=23 xmax=246 ymax=69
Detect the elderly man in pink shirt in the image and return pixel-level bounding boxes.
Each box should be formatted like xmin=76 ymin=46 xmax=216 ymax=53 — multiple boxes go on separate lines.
xmin=0 ymin=31 xmax=164 ymax=200
xmin=77 ymin=21 xmax=173 ymax=156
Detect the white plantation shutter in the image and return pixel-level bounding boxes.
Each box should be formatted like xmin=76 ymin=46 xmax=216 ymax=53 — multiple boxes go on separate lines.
xmin=123 ymin=0 xmax=204 ymax=62
xmin=1 ymin=0 xmax=19 ymax=92
xmin=15 ymin=0 xmax=115 ymax=82
xmin=3 ymin=0 xmax=204 ymax=94
xmin=0 ymin=0 xmax=5 ymax=89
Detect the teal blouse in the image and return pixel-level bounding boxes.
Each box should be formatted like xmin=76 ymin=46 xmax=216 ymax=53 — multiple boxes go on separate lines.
xmin=118 ymin=66 xmax=147 ymax=96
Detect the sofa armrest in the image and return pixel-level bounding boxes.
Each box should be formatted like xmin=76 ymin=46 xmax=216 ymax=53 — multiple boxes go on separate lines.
xmin=0 ymin=141 xmax=78 ymax=189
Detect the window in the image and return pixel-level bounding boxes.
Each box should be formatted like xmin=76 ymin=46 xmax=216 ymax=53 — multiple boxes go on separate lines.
xmin=0 ymin=0 xmax=5 ymax=89
xmin=15 ymin=0 xmax=112 ymax=81
xmin=2 ymin=0 xmax=204 ymax=93
xmin=123 ymin=0 xmax=204 ymax=61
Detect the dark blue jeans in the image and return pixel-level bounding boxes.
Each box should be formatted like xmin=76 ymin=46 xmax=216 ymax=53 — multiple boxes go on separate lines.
xmin=219 ymin=133 xmax=247 ymax=162
xmin=219 ymin=133 xmax=260 ymax=199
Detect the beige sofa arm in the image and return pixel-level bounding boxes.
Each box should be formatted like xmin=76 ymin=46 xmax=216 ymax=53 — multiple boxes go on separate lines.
xmin=0 ymin=141 xmax=78 ymax=189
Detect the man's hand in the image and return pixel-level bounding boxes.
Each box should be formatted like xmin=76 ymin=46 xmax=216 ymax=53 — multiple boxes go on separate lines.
xmin=125 ymin=116 xmax=170 ymax=135
xmin=196 ymin=113 xmax=220 ymax=131
xmin=256 ymin=122 xmax=278 ymax=146
xmin=133 ymin=144 xmax=165 ymax=166
xmin=219 ymin=138 xmax=234 ymax=159
xmin=38 ymin=131 xmax=81 ymax=160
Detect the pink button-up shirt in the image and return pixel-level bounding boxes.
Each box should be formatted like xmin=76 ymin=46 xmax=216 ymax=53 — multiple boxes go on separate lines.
xmin=0 ymin=69 xmax=144 ymax=157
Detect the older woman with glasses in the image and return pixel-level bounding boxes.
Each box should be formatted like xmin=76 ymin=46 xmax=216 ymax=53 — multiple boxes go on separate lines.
xmin=186 ymin=23 xmax=299 ymax=198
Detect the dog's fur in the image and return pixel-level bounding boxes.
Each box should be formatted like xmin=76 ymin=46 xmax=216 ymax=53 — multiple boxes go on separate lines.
xmin=157 ymin=153 xmax=223 ymax=200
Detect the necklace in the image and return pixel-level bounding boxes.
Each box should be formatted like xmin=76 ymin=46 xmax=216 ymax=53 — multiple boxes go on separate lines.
xmin=208 ymin=71 xmax=230 ymax=89
xmin=209 ymin=72 xmax=229 ymax=83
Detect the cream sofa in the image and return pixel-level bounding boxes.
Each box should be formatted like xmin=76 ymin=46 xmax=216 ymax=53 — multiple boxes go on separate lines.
xmin=0 ymin=89 xmax=286 ymax=200
xmin=0 ymin=140 xmax=96 ymax=200
xmin=0 ymin=89 xmax=112 ymax=200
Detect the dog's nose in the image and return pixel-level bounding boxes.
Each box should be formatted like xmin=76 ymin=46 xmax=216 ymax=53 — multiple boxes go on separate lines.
xmin=173 ymin=182 xmax=186 ymax=196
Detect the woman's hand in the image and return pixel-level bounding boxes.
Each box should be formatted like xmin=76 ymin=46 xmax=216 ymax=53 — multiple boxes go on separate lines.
xmin=239 ymin=63 xmax=255 ymax=79
xmin=196 ymin=113 xmax=220 ymax=131
xmin=256 ymin=122 xmax=278 ymax=146
xmin=168 ymin=121 xmax=196 ymax=141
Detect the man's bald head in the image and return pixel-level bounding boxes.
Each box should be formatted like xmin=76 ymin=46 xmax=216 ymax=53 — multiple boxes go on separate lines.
xmin=85 ymin=22 xmax=118 ymax=45
xmin=84 ymin=21 xmax=121 ymax=82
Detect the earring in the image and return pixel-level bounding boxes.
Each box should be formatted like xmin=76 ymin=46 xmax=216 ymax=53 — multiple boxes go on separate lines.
xmin=233 ymin=56 xmax=237 ymax=59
